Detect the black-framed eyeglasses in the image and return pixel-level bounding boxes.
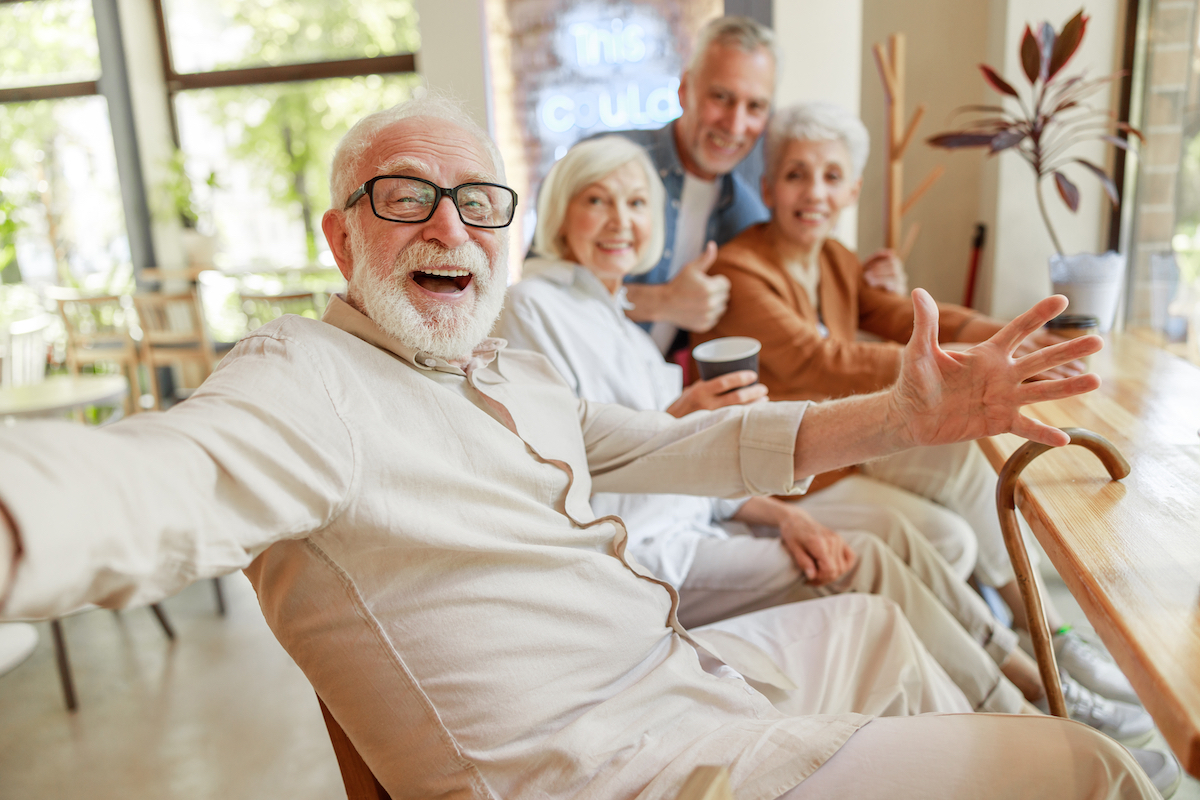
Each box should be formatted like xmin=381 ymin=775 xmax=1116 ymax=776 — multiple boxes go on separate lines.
xmin=344 ymin=175 xmax=518 ymax=229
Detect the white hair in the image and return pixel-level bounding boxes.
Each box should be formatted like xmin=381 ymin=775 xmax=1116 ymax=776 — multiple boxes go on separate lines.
xmin=687 ymin=15 xmax=777 ymax=74
xmin=530 ymin=135 xmax=665 ymax=276
xmin=765 ymin=103 xmax=871 ymax=181
xmin=328 ymin=91 xmax=506 ymax=213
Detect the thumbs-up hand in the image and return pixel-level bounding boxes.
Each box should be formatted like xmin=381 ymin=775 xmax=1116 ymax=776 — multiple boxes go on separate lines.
xmin=660 ymin=242 xmax=730 ymax=332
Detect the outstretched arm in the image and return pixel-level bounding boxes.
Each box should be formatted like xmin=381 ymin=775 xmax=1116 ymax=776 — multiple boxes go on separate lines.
xmin=792 ymin=290 xmax=1102 ymax=479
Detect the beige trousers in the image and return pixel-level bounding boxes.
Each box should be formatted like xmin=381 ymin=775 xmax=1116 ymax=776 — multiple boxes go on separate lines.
xmin=855 ymin=440 xmax=1038 ymax=587
xmin=777 ymin=714 xmax=1158 ymax=799
xmin=679 ymin=507 xmax=1023 ymax=713
xmin=695 ymin=593 xmax=971 ymax=717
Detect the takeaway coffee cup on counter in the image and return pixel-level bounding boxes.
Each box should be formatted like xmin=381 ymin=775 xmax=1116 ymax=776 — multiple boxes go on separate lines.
xmin=692 ymin=336 xmax=762 ymax=381
xmin=1045 ymin=313 xmax=1099 ymax=340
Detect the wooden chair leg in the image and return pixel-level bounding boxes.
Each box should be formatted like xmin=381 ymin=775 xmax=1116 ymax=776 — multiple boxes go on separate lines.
xmin=50 ymin=619 xmax=78 ymax=712
xmin=211 ymin=577 xmax=226 ymax=617
xmin=149 ymin=603 xmax=175 ymax=640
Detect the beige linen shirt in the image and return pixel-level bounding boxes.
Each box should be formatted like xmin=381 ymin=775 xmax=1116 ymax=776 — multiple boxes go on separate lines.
xmin=0 ymin=296 xmax=865 ymax=800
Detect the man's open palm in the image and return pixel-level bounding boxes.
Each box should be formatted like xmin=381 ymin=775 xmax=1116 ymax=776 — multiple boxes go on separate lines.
xmin=887 ymin=290 xmax=1103 ymax=450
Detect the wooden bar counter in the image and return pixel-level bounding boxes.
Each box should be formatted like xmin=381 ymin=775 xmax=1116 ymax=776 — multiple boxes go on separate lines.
xmin=977 ymin=332 xmax=1200 ymax=777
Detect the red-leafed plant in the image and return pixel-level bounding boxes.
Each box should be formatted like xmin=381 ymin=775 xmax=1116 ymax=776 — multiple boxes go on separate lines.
xmin=928 ymin=10 xmax=1142 ymax=255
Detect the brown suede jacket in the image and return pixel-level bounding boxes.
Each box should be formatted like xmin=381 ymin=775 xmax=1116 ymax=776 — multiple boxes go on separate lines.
xmin=692 ymin=223 xmax=979 ymax=402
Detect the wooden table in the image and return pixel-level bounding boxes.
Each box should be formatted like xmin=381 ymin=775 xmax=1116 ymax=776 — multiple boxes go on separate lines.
xmin=0 ymin=374 xmax=129 ymax=419
xmin=978 ymin=331 xmax=1200 ymax=777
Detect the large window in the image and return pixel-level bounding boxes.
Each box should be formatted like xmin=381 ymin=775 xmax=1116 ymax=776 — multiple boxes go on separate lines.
xmin=0 ymin=0 xmax=130 ymax=293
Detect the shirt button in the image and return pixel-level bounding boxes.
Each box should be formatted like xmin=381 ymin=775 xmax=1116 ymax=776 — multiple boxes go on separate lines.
xmin=663 ymin=249 xmax=671 ymax=258
xmin=659 ymin=168 xmax=668 ymax=177
xmin=424 ymin=358 xmax=437 ymax=367
xmin=671 ymin=199 xmax=680 ymax=209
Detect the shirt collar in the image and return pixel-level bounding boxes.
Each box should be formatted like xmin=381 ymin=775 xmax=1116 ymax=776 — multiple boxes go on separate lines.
xmin=526 ymin=258 xmax=632 ymax=311
xmin=321 ymin=293 xmax=506 ymax=375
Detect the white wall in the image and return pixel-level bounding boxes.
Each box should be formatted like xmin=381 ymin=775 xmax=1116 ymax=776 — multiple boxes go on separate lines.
xmin=979 ymin=0 xmax=1122 ymax=319
xmin=415 ymin=0 xmax=494 ymax=133
xmin=773 ymin=0 xmax=863 ymax=246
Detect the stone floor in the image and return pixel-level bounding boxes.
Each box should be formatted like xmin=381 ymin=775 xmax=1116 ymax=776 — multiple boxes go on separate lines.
xmin=0 ymin=565 xmax=1195 ymax=799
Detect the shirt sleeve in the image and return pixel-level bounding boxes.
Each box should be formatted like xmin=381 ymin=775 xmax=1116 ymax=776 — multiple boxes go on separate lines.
xmin=581 ymin=398 xmax=810 ymax=499
xmin=0 ymin=326 xmax=356 ymax=619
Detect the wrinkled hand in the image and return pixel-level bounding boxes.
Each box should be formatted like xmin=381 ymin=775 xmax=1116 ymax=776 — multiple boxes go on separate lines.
xmin=659 ymin=242 xmax=730 ymax=332
xmin=887 ymin=290 xmax=1102 ymax=449
xmin=1015 ymin=328 xmax=1086 ymax=380
xmin=861 ymin=249 xmax=908 ymax=295
xmin=777 ymin=507 xmax=857 ymax=585
xmin=666 ymin=370 xmax=767 ymax=417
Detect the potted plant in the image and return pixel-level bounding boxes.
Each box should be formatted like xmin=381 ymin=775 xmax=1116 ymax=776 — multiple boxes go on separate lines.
xmin=159 ymin=150 xmax=219 ymax=268
xmin=928 ymin=10 xmax=1142 ymax=330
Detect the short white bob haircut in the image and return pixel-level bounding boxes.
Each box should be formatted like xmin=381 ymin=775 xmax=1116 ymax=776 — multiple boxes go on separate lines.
xmin=531 ymin=135 xmax=666 ymax=276
xmin=764 ymin=102 xmax=871 ymax=183
xmin=687 ymin=15 xmax=778 ymax=74
xmin=328 ymin=91 xmax=506 ymax=217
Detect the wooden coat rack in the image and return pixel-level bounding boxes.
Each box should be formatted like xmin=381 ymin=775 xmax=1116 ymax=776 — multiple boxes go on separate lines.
xmin=872 ymin=33 xmax=944 ymax=261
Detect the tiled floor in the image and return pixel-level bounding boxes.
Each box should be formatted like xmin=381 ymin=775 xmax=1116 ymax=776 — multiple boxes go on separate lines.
xmin=0 ymin=565 xmax=1195 ymax=798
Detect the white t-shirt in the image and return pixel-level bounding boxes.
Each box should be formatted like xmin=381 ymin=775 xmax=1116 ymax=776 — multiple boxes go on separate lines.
xmin=650 ymin=173 xmax=722 ymax=353
xmin=786 ymin=258 xmax=830 ymax=339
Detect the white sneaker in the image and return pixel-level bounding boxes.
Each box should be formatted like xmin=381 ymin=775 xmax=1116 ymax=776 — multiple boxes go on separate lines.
xmin=1054 ymin=628 xmax=1141 ymax=705
xmin=1035 ymin=671 xmax=1155 ymax=746
xmin=1127 ymin=746 xmax=1183 ymax=798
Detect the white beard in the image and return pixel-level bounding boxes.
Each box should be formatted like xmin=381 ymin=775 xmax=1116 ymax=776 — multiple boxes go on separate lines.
xmin=348 ymin=233 xmax=507 ymax=363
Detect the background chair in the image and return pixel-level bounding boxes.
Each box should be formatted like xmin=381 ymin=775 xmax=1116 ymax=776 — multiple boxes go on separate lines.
xmin=53 ymin=294 xmax=143 ymax=413
xmin=1 ymin=314 xmax=51 ymax=388
xmin=239 ymin=290 xmax=319 ymax=333
xmin=132 ymin=291 xmax=217 ymax=409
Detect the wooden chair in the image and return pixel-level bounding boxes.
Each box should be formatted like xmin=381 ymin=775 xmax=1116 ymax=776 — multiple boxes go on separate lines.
xmin=239 ymin=290 xmax=318 ymax=333
xmin=1 ymin=314 xmax=51 ymax=388
xmin=53 ymin=294 xmax=143 ymax=412
xmin=317 ymin=695 xmax=391 ymax=800
xmin=314 ymin=691 xmax=733 ymax=800
xmin=132 ymin=291 xmax=217 ymax=409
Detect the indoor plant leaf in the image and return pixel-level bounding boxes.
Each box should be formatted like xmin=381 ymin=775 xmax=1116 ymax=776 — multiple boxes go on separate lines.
xmin=1048 ymin=11 xmax=1088 ymax=80
xmin=1054 ymin=170 xmax=1080 ymax=211
xmin=990 ymin=130 xmax=1027 ymax=152
xmin=1038 ymin=22 xmax=1056 ymax=82
xmin=980 ymin=65 xmax=1020 ymax=97
xmin=1020 ymin=25 xmax=1041 ymax=83
xmin=927 ymin=132 xmax=998 ymax=149
xmin=1072 ymin=158 xmax=1119 ymax=204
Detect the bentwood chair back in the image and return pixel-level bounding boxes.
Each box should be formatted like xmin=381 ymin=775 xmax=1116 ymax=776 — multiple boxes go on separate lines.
xmin=132 ymin=290 xmax=217 ymax=408
xmin=1 ymin=314 xmax=51 ymax=388
xmin=316 ymin=695 xmax=392 ymax=800
xmin=239 ymin=290 xmax=318 ymax=333
xmin=53 ymin=294 xmax=142 ymax=411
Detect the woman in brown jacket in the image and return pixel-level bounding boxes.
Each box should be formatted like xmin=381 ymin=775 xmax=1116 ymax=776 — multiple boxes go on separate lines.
xmin=693 ymin=102 xmax=1141 ymax=713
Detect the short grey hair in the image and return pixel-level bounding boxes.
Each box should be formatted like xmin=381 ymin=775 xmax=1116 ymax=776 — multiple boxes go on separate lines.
xmin=687 ymin=15 xmax=777 ymax=74
xmin=328 ymin=91 xmax=506 ymax=214
xmin=764 ymin=102 xmax=871 ymax=182
xmin=531 ymin=136 xmax=665 ymax=276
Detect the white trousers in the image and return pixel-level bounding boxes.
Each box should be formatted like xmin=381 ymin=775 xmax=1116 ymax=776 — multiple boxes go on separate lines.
xmin=777 ymin=714 xmax=1157 ymax=799
xmin=804 ymin=441 xmax=1036 ymax=587
xmin=695 ymin=593 xmax=971 ymax=717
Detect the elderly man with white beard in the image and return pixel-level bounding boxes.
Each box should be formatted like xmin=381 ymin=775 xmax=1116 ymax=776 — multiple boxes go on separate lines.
xmin=0 ymin=95 xmax=1160 ymax=800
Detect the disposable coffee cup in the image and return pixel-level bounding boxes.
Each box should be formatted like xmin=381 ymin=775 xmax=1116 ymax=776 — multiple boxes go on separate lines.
xmin=1045 ymin=313 xmax=1099 ymax=340
xmin=692 ymin=336 xmax=761 ymax=382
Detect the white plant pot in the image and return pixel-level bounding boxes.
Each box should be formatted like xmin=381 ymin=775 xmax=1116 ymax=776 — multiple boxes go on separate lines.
xmin=180 ymin=228 xmax=216 ymax=268
xmin=1049 ymin=251 xmax=1126 ymax=332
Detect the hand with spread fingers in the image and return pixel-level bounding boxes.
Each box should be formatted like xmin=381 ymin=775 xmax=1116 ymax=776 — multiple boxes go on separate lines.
xmin=887 ymin=290 xmax=1103 ymax=450
xmin=666 ymin=370 xmax=768 ymax=417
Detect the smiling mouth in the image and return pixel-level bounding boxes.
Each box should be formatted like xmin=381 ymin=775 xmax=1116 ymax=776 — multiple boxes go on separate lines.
xmin=412 ymin=268 xmax=473 ymax=294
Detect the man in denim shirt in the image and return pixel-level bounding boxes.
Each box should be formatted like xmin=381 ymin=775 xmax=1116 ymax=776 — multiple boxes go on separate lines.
xmin=611 ymin=16 xmax=774 ymax=351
